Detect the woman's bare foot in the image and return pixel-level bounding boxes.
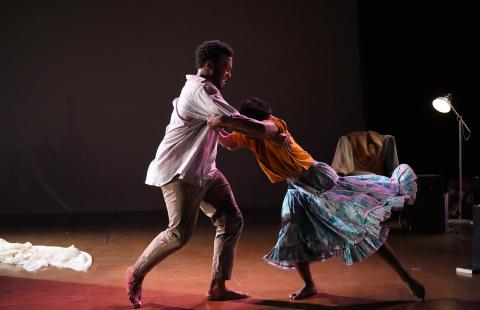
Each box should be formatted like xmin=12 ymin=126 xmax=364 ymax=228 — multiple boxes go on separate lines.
xmin=207 ymin=287 xmax=249 ymax=301
xmin=377 ymin=243 xmax=425 ymax=302
xmin=289 ymin=284 xmax=317 ymax=300
xmin=407 ymin=278 xmax=425 ymax=302
xmin=126 ymin=266 xmax=143 ymax=308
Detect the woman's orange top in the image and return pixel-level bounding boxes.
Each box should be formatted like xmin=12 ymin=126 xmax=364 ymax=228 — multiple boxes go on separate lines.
xmin=231 ymin=115 xmax=315 ymax=183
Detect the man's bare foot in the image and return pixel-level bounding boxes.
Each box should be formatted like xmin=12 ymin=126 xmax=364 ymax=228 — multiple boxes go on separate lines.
xmin=207 ymin=288 xmax=249 ymax=301
xmin=126 ymin=266 xmax=143 ymax=308
xmin=407 ymin=279 xmax=425 ymax=302
xmin=289 ymin=285 xmax=317 ymax=300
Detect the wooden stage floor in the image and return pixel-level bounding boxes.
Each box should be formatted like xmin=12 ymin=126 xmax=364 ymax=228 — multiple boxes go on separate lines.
xmin=1 ymin=209 xmax=479 ymax=309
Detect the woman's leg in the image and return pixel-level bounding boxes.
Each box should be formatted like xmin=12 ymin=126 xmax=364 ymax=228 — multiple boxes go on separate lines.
xmin=377 ymin=242 xmax=425 ymax=301
xmin=290 ymin=261 xmax=317 ymax=300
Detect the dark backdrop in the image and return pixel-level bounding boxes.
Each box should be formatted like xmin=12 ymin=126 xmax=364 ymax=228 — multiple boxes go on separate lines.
xmin=1 ymin=1 xmax=363 ymax=214
xmin=358 ymin=2 xmax=479 ymax=186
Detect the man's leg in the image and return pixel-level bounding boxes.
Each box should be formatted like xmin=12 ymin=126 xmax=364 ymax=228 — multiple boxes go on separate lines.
xmin=127 ymin=180 xmax=204 ymax=307
xmin=377 ymin=242 xmax=425 ymax=301
xmin=200 ymin=170 xmax=247 ymax=300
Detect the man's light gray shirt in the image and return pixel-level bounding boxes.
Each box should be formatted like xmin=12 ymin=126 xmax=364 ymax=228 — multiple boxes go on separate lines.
xmin=145 ymin=75 xmax=239 ymax=187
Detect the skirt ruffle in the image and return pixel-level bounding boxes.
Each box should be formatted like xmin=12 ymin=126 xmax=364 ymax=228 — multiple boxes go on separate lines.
xmin=263 ymin=163 xmax=417 ymax=269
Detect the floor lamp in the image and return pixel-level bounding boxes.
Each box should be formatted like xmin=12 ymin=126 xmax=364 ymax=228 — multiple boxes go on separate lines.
xmin=432 ymin=93 xmax=472 ymax=222
xmin=432 ymin=94 xmax=478 ymax=275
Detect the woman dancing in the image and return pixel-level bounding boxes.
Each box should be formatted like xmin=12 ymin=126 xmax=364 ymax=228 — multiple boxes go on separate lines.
xmin=207 ymin=97 xmax=425 ymax=301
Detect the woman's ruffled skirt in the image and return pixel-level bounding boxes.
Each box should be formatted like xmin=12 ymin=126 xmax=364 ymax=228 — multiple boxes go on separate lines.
xmin=263 ymin=162 xmax=417 ymax=269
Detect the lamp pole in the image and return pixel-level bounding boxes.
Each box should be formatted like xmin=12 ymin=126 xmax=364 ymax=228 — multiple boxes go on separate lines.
xmin=445 ymin=95 xmax=471 ymax=220
xmin=458 ymin=116 xmax=463 ymax=219
xmin=432 ymin=94 xmax=471 ymax=221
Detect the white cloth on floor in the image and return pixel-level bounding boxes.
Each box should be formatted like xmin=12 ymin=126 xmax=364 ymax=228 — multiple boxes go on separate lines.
xmin=0 ymin=238 xmax=92 ymax=272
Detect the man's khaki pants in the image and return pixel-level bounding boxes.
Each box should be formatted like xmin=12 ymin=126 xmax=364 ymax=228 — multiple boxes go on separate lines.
xmin=133 ymin=170 xmax=243 ymax=281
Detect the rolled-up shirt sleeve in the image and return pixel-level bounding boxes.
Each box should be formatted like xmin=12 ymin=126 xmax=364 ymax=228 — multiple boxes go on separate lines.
xmin=194 ymin=83 xmax=239 ymax=118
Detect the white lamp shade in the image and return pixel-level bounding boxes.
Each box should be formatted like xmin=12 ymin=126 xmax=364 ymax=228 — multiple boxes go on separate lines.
xmin=432 ymin=97 xmax=451 ymax=113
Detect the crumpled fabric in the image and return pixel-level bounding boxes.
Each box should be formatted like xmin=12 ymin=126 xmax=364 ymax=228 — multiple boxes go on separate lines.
xmin=331 ymin=132 xmax=399 ymax=176
xmin=0 ymin=238 xmax=92 ymax=272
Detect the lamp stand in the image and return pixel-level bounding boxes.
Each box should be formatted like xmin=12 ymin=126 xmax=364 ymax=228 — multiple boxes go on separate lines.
xmin=448 ymin=117 xmax=470 ymax=224
xmin=447 ymin=106 xmax=471 ymax=225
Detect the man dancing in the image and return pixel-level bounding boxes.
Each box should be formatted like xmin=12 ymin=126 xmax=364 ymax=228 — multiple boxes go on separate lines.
xmin=126 ymin=40 xmax=282 ymax=308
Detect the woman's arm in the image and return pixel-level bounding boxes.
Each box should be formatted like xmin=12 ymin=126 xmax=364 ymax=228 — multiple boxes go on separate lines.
xmin=217 ymin=129 xmax=240 ymax=151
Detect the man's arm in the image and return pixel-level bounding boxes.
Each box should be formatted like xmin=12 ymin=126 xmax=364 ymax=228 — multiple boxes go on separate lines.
xmin=194 ymin=84 xmax=240 ymax=119
xmin=208 ymin=115 xmax=278 ymax=139
xmin=208 ymin=115 xmax=291 ymax=149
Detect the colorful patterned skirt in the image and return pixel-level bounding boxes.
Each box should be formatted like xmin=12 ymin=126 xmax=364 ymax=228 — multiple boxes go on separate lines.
xmin=263 ymin=162 xmax=417 ymax=269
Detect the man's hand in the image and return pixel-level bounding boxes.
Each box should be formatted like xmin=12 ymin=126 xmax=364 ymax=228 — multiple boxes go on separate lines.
xmin=207 ymin=115 xmax=225 ymax=129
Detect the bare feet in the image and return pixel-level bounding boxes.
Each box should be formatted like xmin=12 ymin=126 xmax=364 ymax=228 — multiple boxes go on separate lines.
xmin=207 ymin=288 xmax=249 ymax=301
xmin=289 ymin=285 xmax=317 ymax=300
xmin=407 ymin=279 xmax=425 ymax=302
xmin=126 ymin=266 xmax=143 ymax=308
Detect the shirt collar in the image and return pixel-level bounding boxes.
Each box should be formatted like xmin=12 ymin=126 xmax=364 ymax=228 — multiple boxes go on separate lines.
xmin=186 ymin=74 xmax=206 ymax=82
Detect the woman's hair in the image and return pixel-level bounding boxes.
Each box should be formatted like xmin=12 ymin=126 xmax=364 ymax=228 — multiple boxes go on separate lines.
xmin=239 ymin=97 xmax=272 ymax=121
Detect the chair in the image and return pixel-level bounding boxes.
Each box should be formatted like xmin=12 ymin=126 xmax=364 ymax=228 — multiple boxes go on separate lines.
xmin=331 ymin=130 xmax=399 ymax=177
xmin=331 ymin=131 xmax=408 ymax=226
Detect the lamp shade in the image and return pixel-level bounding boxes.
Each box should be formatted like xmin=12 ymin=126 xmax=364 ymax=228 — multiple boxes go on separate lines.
xmin=432 ymin=96 xmax=451 ymax=113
